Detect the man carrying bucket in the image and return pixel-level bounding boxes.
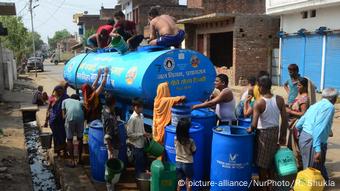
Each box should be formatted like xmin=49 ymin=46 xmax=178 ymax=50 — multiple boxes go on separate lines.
xmin=87 ymin=19 xmax=115 ymax=49
xmin=111 ymin=11 xmax=144 ymax=50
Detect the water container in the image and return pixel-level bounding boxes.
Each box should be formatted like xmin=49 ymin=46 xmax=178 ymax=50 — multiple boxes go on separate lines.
xmin=111 ymin=35 xmax=129 ymax=54
xmin=210 ymin=126 xmax=254 ymax=191
xmin=171 ymin=105 xmax=191 ymax=127
xmin=105 ymin=158 xmax=124 ymax=183
xmin=151 ymin=160 xmax=177 ymax=191
xmin=191 ymin=108 xmax=216 ymax=178
xmin=144 ymin=139 xmax=164 ymax=157
xmin=117 ymin=121 xmax=127 ymax=165
xmin=293 ymin=168 xmax=325 ymax=191
xmin=275 ymin=147 xmax=297 ymax=177
xmin=83 ymin=127 xmax=89 ymax=144
xmin=64 ymin=48 xmax=216 ymax=106
xmin=89 ymin=120 xmax=108 ymax=182
xmin=164 ymin=122 xmax=204 ymax=189
xmin=237 ymin=118 xmax=251 ymax=128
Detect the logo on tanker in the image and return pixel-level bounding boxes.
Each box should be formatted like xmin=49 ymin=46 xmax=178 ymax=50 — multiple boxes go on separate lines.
xmin=125 ymin=66 xmax=137 ymax=85
xmin=163 ymin=57 xmax=175 ymax=71
xmin=190 ymin=55 xmax=200 ymax=68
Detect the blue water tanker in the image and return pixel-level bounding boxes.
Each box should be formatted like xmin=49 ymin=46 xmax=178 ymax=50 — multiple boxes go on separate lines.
xmin=64 ymin=46 xmax=216 ymax=108
xmin=210 ymin=126 xmax=254 ymax=191
xmin=164 ymin=122 xmax=205 ymax=190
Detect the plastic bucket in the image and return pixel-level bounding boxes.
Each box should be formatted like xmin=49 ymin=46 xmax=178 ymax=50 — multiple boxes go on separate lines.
xmin=144 ymin=139 xmax=164 ymax=157
xmin=111 ymin=35 xmax=129 ymax=54
xmin=137 ymin=172 xmax=151 ymax=191
xmin=171 ymin=105 xmax=191 ymax=127
xmin=40 ymin=132 xmax=52 ymax=149
xmin=105 ymin=158 xmax=124 ymax=183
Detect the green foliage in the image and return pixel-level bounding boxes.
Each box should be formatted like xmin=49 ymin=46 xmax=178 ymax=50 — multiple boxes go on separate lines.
xmin=48 ymin=29 xmax=71 ymax=50
xmin=0 ymin=16 xmax=29 ymax=62
xmin=82 ymin=27 xmax=96 ymax=46
xmin=27 ymin=31 xmax=44 ymax=51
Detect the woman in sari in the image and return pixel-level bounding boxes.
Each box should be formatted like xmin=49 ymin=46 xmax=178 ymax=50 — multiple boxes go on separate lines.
xmin=286 ymin=77 xmax=309 ymax=169
xmin=153 ymin=82 xmax=185 ymax=144
xmin=46 ymin=85 xmax=69 ymax=156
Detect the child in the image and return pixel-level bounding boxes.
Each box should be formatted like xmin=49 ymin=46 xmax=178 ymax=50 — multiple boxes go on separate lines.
xmin=175 ymin=118 xmax=196 ymax=191
xmin=126 ymin=98 xmax=150 ymax=178
xmin=243 ymin=88 xmax=255 ymax=118
xmin=32 ymin=85 xmax=47 ymax=106
xmin=102 ymin=93 xmax=120 ymax=160
xmin=62 ymin=94 xmax=85 ymax=167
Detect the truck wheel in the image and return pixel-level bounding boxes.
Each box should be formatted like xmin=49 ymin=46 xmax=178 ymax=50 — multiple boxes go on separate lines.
xmin=54 ymin=61 xmax=58 ymax=65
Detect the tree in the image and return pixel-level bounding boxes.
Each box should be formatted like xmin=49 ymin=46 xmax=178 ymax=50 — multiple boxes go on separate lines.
xmin=48 ymin=29 xmax=71 ymax=50
xmin=27 ymin=31 xmax=44 ymax=52
xmin=0 ymin=16 xmax=30 ymax=64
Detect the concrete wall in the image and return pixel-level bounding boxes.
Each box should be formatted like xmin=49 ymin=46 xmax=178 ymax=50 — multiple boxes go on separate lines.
xmin=188 ymin=0 xmax=265 ymax=14
xmin=281 ymin=5 xmax=340 ymax=33
xmin=0 ymin=47 xmax=16 ymax=91
xmin=266 ymin=0 xmax=340 ymax=15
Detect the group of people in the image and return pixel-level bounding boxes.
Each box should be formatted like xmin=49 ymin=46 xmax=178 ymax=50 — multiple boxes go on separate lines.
xmin=33 ymin=62 xmax=337 ymax=191
xmin=86 ymin=7 xmax=185 ymax=51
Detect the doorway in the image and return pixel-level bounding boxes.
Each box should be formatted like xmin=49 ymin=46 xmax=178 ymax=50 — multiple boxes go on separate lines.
xmin=210 ymin=32 xmax=233 ymax=68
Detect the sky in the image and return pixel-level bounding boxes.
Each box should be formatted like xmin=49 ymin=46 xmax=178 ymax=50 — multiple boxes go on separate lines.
xmin=2 ymin=0 xmax=187 ymax=43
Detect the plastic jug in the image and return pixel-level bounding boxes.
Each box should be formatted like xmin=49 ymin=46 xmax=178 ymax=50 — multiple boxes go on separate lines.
xmin=151 ymin=160 xmax=177 ymax=191
xmin=293 ymin=168 xmax=325 ymax=191
xmin=275 ymin=147 xmax=297 ymax=177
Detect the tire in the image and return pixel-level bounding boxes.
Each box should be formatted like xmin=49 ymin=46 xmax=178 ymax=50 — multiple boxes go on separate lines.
xmin=41 ymin=68 xmax=44 ymax=72
xmin=54 ymin=61 xmax=58 ymax=65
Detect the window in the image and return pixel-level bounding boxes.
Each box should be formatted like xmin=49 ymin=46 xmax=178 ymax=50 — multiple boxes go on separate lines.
xmin=310 ymin=10 xmax=316 ymax=17
xmin=301 ymin=11 xmax=308 ymax=19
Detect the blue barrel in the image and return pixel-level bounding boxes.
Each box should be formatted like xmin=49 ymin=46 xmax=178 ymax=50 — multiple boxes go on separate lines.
xmin=210 ymin=126 xmax=254 ymax=191
xmin=164 ymin=122 xmax=204 ymax=190
xmin=237 ymin=118 xmax=251 ymax=128
xmin=64 ymin=47 xmax=216 ymax=106
xmin=191 ymin=108 xmax=216 ymax=178
xmin=171 ymin=105 xmax=191 ymax=127
xmin=88 ymin=120 xmax=108 ymax=182
xmin=117 ymin=121 xmax=127 ymax=166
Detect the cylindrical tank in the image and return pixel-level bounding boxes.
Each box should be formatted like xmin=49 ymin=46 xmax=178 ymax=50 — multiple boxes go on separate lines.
xmin=117 ymin=121 xmax=127 ymax=166
xmin=237 ymin=118 xmax=252 ymax=128
xmin=88 ymin=120 xmax=108 ymax=182
xmin=210 ymin=126 xmax=254 ymax=191
xmin=171 ymin=105 xmax=191 ymax=127
xmin=164 ymin=122 xmax=204 ymax=189
xmin=191 ymin=108 xmax=217 ymax=178
xmin=64 ymin=47 xmax=216 ymax=106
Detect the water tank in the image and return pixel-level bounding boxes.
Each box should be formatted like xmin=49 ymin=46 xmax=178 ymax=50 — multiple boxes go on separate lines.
xmin=237 ymin=118 xmax=251 ymax=128
xmin=64 ymin=47 xmax=216 ymax=106
xmin=118 ymin=121 xmax=127 ymax=166
xmin=88 ymin=120 xmax=108 ymax=182
xmin=210 ymin=126 xmax=254 ymax=191
xmin=191 ymin=108 xmax=217 ymax=178
xmin=164 ymin=122 xmax=204 ymax=190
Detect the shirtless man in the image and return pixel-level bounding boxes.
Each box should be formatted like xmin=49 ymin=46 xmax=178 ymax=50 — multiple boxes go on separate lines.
xmin=148 ymin=7 xmax=185 ymax=48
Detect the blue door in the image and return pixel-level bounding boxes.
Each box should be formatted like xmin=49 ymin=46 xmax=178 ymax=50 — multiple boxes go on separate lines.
xmin=304 ymin=35 xmax=323 ymax=90
xmin=325 ymin=34 xmax=340 ymax=91
xmin=281 ymin=36 xmax=305 ymax=85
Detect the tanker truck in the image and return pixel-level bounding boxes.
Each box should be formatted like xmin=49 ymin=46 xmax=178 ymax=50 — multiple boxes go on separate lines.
xmin=63 ymin=46 xmax=216 ymax=123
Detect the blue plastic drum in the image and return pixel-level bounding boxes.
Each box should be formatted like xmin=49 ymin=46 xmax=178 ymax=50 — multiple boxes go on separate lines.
xmin=191 ymin=108 xmax=216 ymax=178
xmin=164 ymin=122 xmax=204 ymax=190
xmin=237 ymin=118 xmax=251 ymax=128
xmin=171 ymin=105 xmax=191 ymax=127
xmin=117 ymin=121 xmax=127 ymax=166
xmin=88 ymin=120 xmax=108 ymax=182
xmin=210 ymin=126 xmax=254 ymax=191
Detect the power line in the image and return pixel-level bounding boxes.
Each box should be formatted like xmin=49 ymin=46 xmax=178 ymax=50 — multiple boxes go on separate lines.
xmin=35 ymin=0 xmax=66 ymax=29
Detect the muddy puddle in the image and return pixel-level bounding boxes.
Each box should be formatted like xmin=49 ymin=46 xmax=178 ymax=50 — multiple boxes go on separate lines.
xmin=24 ymin=121 xmax=57 ymax=191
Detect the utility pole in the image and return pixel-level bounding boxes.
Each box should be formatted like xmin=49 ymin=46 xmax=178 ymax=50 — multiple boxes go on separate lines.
xmin=29 ymin=0 xmax=37 ymax=77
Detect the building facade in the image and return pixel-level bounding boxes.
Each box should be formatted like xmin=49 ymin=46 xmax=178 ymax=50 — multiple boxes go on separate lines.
xmin=267 ymin=0 xmax=340 ymax=91
xmin=180 ymin=1 xmax=279 ymax=85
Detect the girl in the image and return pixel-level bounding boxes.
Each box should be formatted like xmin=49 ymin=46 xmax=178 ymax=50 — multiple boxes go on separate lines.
xmin=175 ymin=118 xmax=196 ymax=191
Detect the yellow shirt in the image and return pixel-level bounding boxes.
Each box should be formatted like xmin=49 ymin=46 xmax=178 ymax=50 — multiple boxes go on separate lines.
xmin=254 ymin=85 xmax=261 ymax=100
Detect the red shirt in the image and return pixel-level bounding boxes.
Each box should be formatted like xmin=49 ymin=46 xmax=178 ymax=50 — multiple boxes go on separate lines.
xmin=96 ymin=25 xmax=114 ymax=35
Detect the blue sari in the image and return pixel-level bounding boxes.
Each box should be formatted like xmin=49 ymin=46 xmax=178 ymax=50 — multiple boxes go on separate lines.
xmin=49 ymin=93 xmax=69 ymax=152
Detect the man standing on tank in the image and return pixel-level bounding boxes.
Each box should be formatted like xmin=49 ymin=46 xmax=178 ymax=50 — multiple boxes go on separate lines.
xmin=87 ymin=19 xmax=115 ymax=49
xmin=147 ymin=7 xmax=185 ymax=48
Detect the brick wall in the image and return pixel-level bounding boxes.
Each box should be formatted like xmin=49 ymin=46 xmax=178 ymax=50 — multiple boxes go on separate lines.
xmin=232 ymin=15 xmax=280 ymax=85
xmin=188 ymin=0 xmax=265 ymax=14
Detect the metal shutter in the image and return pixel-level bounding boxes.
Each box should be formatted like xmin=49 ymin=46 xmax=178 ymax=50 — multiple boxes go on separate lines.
xmin=304 ymin=35 xmax=323 ymax=90
xmin=325 ymin=34 xmax=340 ymax=91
